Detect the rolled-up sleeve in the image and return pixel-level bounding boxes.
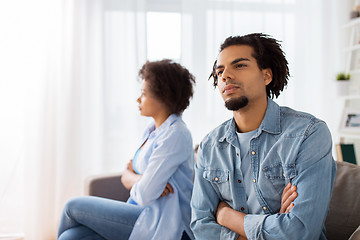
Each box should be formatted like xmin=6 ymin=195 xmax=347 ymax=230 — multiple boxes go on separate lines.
xmin=244 ymin=121 xmax=337 ymax=240
xmin=190 ymin=143 xmax=224 ymax=240
xmin=130 ymin=128 xmax=192 ymax=206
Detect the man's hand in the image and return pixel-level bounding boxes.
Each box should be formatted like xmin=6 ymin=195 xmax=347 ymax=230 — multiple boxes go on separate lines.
xmin=215 ymin=182 xmax=298 ymax=240
xmin=159 ymin=183 xmax=174 ymax=198
xmin=280 ymin=182 xmax=297 ymax=214
xmin=237 ymin=235 xmax=247 ymax=240
xmin=216 ymin=201 xmax=248 ymax=239
xmin=216 ymin=201 xmax=230 ymax=226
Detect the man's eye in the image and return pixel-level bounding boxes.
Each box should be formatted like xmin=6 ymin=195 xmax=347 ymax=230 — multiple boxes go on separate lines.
xmin=236 ymin=64 xmax=246 ymax=68
xmin=216 ymin=71 xmax=223 ymax=76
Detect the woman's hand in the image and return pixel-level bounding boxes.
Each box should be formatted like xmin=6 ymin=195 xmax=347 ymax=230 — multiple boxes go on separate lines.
xmin=121 ymin=160 xmax=142 ymax=190
xmin=280 ymin=182 xmax=297 ymax=214
xmin=159 ymin=183 xmax=174 ymax=198
xmin=127 ymin=159 xmax=136 ymax=173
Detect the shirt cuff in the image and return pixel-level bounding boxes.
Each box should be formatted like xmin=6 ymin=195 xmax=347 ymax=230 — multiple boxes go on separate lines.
xmin=244 ymin=214 xmax=267 ymax=240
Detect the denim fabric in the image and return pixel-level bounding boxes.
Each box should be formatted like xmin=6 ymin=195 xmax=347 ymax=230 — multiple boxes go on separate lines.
xmin=236 ymin=130 xmax=263 ymax=214
xmin=191 ymin=99 xmax=337 ymax=240
xmin=57 ymin=196 xmax=144 ymax=240
xmin=128 ymin=114 xmax=195 ymax=240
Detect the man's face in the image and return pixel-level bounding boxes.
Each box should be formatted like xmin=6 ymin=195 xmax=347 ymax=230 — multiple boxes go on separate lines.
xmin=215 ymin=45 xmax=272 ymax=111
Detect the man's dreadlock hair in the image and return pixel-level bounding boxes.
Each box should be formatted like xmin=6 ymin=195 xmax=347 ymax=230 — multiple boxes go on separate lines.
xmin=210 ymin=33 xmax=289 ymax=99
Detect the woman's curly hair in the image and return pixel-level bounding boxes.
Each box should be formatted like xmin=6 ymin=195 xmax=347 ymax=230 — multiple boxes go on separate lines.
xmin=210 ymin=33 xmax=289 ymax=99
xmin=138 ymin=59 xmax=196 ymax=115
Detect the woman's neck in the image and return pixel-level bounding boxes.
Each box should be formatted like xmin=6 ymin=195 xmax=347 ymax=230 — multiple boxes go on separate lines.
xmin=153 ymin=112 xmax=171 ymax=129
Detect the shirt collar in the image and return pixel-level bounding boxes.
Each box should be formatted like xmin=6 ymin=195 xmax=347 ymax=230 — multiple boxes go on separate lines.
xmin=259 ymin=98 xmax=281 ymax=135
xmin=219 ymin=119 xmax=238 ymax=147
xmin=144 ymin=113 xmax=180 ymax=139
xmin=219 ymin=98 xmax=281 ymax=143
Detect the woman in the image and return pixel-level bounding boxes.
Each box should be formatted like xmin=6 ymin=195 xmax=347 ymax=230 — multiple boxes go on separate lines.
xmin=58 ymin=59 xmax=196 ymax=240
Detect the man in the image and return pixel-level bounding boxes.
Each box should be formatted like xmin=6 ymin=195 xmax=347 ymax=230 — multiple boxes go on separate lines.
xmin=190 ymin=33 xmax=337 ymax=240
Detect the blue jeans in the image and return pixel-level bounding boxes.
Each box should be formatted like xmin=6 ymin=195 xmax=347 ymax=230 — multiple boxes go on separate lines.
xmin=57 ymin=196 xmax=144 ymax=240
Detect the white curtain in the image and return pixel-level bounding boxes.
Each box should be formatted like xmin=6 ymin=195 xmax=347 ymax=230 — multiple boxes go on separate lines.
xmin=0 ymin=0 xmax=344 ymax=239
xmin=0 ymin=0 xmax=25 ymax=235
xmin=22 ymin=0 xmax=147 ymax=239
xmin=23 ymin=0 xmax=106 ymax=238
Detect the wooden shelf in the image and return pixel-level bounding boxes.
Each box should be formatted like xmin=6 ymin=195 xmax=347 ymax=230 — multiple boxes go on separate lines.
xmin=344 ymin=44 xmax=360 ymax=52
xmin=340 ymin=11 xmax=360 ymax=143
xmin=349 ymin=69 xmax=360 ymax=74
xmin=343 ymin=17 xmax=360 ymax=28
xmin=341 ymin=95 xmax=360 ymax=100
xmin=339 ymin=132 xmax=360 ymax=140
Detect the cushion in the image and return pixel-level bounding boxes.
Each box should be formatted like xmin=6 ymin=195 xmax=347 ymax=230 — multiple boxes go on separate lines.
xmin=349 ymin=225 xmax=360 ymax=240
xmin=325 ymin=161 xmax=360 ymax=240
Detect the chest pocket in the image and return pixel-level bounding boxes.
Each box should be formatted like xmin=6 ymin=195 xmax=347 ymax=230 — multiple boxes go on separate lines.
xmin=203 ymin=169 xmax=230 ymax=198
xmin=263 ymin=163 xmax=297 ymax=195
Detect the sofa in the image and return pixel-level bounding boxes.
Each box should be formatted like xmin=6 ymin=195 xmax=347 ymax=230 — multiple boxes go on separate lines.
xmin=85 ymin=161 xmax=360 ymax=240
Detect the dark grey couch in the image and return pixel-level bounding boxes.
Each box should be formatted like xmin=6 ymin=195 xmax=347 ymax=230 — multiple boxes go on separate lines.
xmin=325 ymin=161 xmax=360 ymax=240
xmin=85 ymin=161 xmax=360 ymax=240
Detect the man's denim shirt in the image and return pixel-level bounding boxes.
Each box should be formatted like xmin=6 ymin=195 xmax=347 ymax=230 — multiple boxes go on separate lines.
xmin=191 ymin=99 xmax=337 ymax=240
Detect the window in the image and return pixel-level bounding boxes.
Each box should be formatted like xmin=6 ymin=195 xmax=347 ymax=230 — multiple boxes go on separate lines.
xmin=146 ymin=12 xmax=181 ymax=61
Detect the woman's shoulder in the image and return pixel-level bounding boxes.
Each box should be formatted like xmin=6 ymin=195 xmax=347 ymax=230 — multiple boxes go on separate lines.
xmin=169 ymin=119 xmax=192 ymax=140
xmin=153 ymin=117 xmax=192 ymax=147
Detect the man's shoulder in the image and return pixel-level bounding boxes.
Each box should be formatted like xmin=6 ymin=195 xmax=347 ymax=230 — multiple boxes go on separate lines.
xmin=200 ymin=118 xmax=232 ymax=148
xmin=279 ymin=106 xmax=328 ymax=136
xmin=280 ymin=106 xmax=318 ymax=121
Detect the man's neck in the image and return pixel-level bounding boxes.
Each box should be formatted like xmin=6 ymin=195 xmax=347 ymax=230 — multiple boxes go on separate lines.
xmin=233 ymin=98 xmax=268 ymax=133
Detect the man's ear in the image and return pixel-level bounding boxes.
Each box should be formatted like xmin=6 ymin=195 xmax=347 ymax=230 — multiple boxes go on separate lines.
xmin=263 ymin=68 xmax=273 ymax=86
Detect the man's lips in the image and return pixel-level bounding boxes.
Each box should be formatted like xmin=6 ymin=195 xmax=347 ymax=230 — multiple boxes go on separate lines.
xmin=223 ymin=84 xmax=240 ymax=94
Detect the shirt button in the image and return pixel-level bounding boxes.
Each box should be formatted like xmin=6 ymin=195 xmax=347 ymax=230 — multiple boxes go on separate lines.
xmin=214 ymin=177 xmax=219 ymax=182
xmin=240 ymin=207 xmax=245 ymax=211
xmin=236 ymin=153 xmax=239 ymax=157
xmin=251 ymin=151 xmax=256 ymax=155
xmin=263 ymin=206 xmax=267 ymax=211
xmin=253 ymin=179 xmax=256 ymax=183
xmin=238 ymin=179 xmax=242 ymax=183
xmin=283 ymin=173 xmax=285 ymax=177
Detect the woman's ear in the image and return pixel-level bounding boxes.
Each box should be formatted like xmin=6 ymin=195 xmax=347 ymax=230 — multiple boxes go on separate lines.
xmin=263 ymin=68 xmax=273 ymax=86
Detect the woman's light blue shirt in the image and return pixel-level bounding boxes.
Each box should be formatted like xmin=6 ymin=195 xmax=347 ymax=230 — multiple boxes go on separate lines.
xmin=128 ymin=114 xmax=195 ymax=240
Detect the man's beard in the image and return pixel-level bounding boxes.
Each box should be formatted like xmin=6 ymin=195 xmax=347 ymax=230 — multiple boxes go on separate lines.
xmin=225 ymin=96 xmax=249 ymax=111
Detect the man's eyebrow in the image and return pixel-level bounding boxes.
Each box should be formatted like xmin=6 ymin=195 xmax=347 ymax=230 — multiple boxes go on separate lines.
xmin=231 ymin=58 xmax=250 ymax=65
xmin=215 ymin=58 xmax=250 ymax=69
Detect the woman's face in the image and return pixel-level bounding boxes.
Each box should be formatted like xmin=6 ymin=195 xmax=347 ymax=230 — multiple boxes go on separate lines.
xmin=137 ymin=80 xmax=167 ymax=117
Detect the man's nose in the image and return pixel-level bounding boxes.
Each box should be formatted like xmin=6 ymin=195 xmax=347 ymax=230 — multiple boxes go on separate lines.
xmin=221 ymin=68 xmax=234 ymax=81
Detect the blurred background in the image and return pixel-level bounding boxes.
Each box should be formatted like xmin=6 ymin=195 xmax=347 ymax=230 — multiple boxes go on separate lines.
xmin=0 ymin=0 xmax=355 ymax=239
